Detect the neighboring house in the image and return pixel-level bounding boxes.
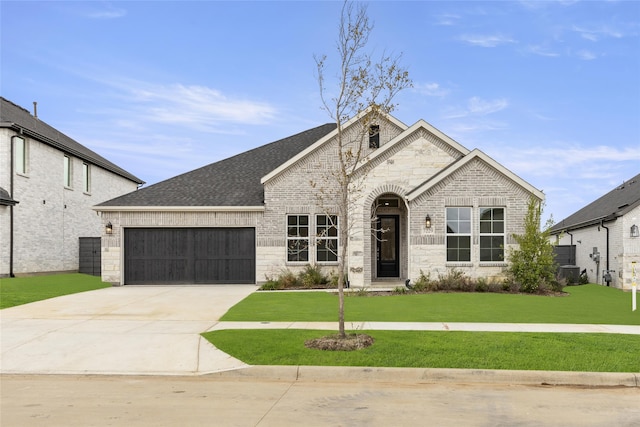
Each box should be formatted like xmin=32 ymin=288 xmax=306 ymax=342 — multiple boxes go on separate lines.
xmin=96 ymin=110 xmax=543 ymax=288
xmin=550 ymin=173 xmax=640 ymax=290
xmin=0 ymin=97 xmax=144 ymax=277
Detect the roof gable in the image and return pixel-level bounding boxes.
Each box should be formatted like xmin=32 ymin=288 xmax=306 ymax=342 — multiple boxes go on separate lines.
xmin=550 ymin=172 xmax=640 ymax=233
xmin=406 ymin=149 xmax=544 ymax=202
xmin=1 ymin=97 xmax=143 ymax=184
xmin=97 ymin=123 xmax=336 ymax=208
xmin=353 ymin=119 xmax=470 ymax=176
xmin=260 ymin=108 xmax=407 ymax=184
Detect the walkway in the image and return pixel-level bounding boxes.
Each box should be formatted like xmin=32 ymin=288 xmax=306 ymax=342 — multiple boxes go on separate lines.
xmin=211 ymin=321 xmax=640 ymax=334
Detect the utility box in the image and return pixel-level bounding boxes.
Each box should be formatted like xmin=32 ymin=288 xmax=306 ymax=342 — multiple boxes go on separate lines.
xmin=558 ymin=265 xmax=580 ymax=283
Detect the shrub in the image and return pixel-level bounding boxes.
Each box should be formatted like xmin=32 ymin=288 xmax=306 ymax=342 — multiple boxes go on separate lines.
xmin=507 ymin=198 xmax=558 ymax=293
xmin=298 ymin=264 xmax=327 ymax=288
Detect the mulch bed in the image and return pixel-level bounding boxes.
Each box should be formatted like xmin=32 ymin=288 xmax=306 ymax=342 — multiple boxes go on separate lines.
xmin=305 ymin=333 xmax=375 ymax=351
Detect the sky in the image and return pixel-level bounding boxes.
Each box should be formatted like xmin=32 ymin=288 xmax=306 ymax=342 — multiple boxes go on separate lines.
xmin=1 ymin=0 xmax=639 ymax=223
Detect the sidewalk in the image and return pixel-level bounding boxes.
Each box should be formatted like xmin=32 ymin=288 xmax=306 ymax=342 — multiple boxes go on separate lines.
xmin=210 ymin=321 xmax=640 ymax=334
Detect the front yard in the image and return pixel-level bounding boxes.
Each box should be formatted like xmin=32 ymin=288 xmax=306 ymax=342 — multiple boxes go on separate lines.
xmin=203 ymin=284 xmax=640 ymax=372
xmin=0 ymin=274 xmax=110 ymax=309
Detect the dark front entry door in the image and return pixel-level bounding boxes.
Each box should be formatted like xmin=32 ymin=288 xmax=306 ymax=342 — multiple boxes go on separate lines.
xmin=377 ymin=215 xmax=399 ymax=277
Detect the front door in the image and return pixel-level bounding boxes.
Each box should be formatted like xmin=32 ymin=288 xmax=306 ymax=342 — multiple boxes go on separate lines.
xmin=377 ymin=215 xmax=399 ymax=277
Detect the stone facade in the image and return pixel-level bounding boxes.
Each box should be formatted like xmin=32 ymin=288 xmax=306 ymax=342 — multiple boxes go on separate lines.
xmin=97 ymin=112 xmax=542 ymax=287
xmin=0 ymin=128 xmax=139 ymax=276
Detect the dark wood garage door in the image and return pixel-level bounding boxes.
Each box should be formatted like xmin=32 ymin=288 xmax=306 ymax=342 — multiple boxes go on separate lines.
xmin=124 ymin=228 xmax=255 ymax=284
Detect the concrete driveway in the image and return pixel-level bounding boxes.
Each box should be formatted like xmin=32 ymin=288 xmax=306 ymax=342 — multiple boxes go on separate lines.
xmin=0 ymin=285 xmax=256 ymax=375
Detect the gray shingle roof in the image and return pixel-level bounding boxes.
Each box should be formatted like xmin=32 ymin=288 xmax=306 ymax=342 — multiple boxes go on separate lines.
xmin=0 ymin=97 xmax=143 ymax=184
xmin=0 ymin=186 xmax=18 ymax=206
xmin=97 ymin=123 xmax=337 ymax=207
xmin=550 ymin=172 xmax=640 ymax=233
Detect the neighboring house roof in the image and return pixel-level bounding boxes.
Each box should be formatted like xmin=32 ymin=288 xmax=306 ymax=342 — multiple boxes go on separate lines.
xmin=550 ymin=172 xmax=640 ymax=234
xmin=0 ymin=186 xmax=18 ymax=206
xmin=97 ymin=123 xmax=337 ymax=209
xmin=0 ymin=97 xmax=143 ymax=185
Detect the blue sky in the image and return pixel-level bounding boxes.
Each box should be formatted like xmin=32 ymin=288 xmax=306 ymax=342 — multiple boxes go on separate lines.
xmin=2 ymin=1 xmax=639 ymax=223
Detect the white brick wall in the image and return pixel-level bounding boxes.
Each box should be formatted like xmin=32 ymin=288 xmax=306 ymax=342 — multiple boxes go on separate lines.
xmin=555 ymin=205 xmax=640 ymax=290
xmin=0 ymin=129 xmax=139 ymax=276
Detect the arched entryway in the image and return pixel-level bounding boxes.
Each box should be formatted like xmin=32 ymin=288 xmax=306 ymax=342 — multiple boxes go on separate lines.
xmin=366 ymin=189 xmax=408 ymax=284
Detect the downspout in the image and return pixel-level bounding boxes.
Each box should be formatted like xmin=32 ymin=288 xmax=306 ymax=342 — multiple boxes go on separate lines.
xmin=601 ymin=220 xmax=610 ymax=286
xmin=566 ymin=230 xmax=573 ymax=246
xmin=9 ymin=133 xmax=18 ymax=277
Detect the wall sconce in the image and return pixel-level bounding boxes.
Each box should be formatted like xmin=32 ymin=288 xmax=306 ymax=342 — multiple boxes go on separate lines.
xmin=425 ymin=215 xmax=432 ymax=229
xmin=105 ymin=222 xmax=113 ymax=235
xmin=632 ymin=224 xmax=639 ymax=238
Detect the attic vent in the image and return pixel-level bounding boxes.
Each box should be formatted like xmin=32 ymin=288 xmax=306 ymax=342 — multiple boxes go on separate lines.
xmin=368 ymin=125 xmax=380 ymax=149
xmin=618 ymin=204 xmax=629 ymax=210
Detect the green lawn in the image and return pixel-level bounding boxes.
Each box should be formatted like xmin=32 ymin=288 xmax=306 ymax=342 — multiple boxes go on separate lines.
xmin=203 ymin=329 xmax=640 ymax=372
xmin=221 ymin=284 xmax=640 ymax=325
xmin=0 ymin=273 xmax=111 ymax=309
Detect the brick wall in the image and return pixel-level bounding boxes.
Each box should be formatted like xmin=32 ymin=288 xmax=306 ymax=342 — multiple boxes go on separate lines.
xmin=1 ymin=129 xmax=139 ymax=276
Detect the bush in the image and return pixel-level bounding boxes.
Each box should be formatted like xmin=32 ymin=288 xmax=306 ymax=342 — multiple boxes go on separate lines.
xmin=507 ymin=198 xmax=558 ymax=293
xmin=298 ymin=264 xmax=327 ymax=288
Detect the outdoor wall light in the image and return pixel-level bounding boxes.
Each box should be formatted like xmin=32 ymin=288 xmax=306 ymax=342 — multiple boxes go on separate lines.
xmin=105 ymin=222 xmax=113 ymax=235
xmin=425 ymin=215 xmax=432 ymax=229
xmin=631 ymin=224 xmax=639 ymax=238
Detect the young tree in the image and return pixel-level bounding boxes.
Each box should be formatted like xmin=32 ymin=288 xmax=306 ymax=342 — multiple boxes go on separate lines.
xmin=507 ymin=197 xmax=558 ymax=293
xmin=314 ymin=1 xmax=412 ymax=337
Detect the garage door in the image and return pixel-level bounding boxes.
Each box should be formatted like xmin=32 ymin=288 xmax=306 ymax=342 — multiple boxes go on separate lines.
xmin=124 ymin=228 xmax=255 ymax=284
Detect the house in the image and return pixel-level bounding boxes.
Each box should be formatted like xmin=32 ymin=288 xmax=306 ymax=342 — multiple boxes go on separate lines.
xmin=0 ymin=97 xmax=144 ymax=277
xmin=550 ymin=173 xmax=640 ymax=290
xmin=95 ymin=111 xmax=543 ymax=288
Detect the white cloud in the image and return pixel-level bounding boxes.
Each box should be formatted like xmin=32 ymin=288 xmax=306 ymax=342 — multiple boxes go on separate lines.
xmin=576 ymin=49 xmax=597 ymax=60
xmin=527 ymin=45 xmax=561 ymax=57
xmin=458 ymin=34 xmax=516 ymax=47
xmin=129 ymin=83 xmax=277 ymax=128
xmin=468 ymin=97 xmax=509 ymax=115
xmin=572 ymin=25 xmax=623 ymax=42
xmin=498 ymin=144 xmax=640 ymax=178
xmin=87 ymin=5 xmax=127 ymax=19
xmin=414 ymin=82 xmax=449 ymax=97
xmin=435 ymin=13 xmax=461 ymax=26
xmin=442 ymin=97 xmax=509 ymax=119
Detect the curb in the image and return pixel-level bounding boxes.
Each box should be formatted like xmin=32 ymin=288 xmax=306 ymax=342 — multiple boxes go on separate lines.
xmin=208 ymin=365 xmax=640 ymax=388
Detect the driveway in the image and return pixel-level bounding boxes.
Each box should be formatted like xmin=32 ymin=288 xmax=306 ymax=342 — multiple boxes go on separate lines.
xmin=0 ymin=285 xmax=256 ymax=375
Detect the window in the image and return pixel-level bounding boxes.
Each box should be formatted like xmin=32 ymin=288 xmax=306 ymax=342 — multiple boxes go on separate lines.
xmin=63 ymin=155 xmax=72 ymax=187
xmin=368 ymin=125 xmax=380 ymax=149
xmin=287 ymin=215 xmax=309 ymax=262
xmin=480 ymin=207 xmax=505 ymax=262
xmin=82 ymin=163 xmax=91 ymax=193
xmin=13 ymin=136 xmax=26 ymax=174
xmin=446 ymin=207 xmax=471 ymax=262
xmin=316 ymin=215 xmax=338 ymax=262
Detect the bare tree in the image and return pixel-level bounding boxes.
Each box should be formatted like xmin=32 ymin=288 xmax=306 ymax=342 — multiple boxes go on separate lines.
xmin=314 ymin=1 xmax=412 ymax=338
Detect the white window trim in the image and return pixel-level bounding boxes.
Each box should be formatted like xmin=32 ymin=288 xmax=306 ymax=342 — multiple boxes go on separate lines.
xmin=445 ymin=207 xmax=472 ymax=263
xmin=316 ymin=214 xmax=339 ymax=265
xmin=64 ymin=155 xmax=72 ymax=188
xmin=479 ymin=207 xmax=506 ymax=264
xmin=82 ymin=163 xmax=91 ymax=194
xmin=286 ymin=214 xmax=310 ymax=263
xmin=13 ymin=136 xmax=27 ymax=175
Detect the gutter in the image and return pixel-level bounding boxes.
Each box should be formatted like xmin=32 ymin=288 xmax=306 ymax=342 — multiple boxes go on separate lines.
xmin=92 ymin=205 xmax=266 ymax=213
xmin=600 ymin=220 xmax=610 ymax=286
xmin=0 ymin=122 xmax=144 ymax=185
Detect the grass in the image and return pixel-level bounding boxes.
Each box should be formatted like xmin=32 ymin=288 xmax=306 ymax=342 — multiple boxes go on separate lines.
xmin=220 ymin=284 xmax=640 ymax=325
xmin=203 ymin=329 xmax=640 ymax=372
xmin=0 ymin=273 xmax=111 ymax=309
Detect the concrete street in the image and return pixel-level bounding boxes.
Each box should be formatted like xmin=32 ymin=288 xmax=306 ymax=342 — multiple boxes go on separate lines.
xmin=2 ymin=374 xmax=639 ymax=427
